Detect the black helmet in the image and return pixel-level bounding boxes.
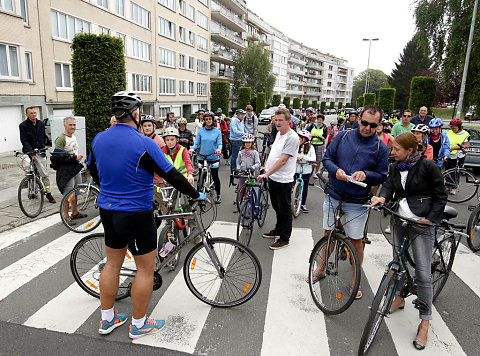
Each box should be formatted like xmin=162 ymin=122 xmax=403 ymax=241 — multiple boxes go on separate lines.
xmin=203 ymin=111 xmax=215 ymax=119
xmin=110 ymin=91 xmax=142 ymax=114
xmin=140 ymin=115 xmax=156 ymax=125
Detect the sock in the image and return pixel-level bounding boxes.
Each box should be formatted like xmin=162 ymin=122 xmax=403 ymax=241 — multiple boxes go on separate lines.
xmin=101 ymin=308 xmax=114 ymax=322
xmin=132 ymin=315 xmax=146 ymax=328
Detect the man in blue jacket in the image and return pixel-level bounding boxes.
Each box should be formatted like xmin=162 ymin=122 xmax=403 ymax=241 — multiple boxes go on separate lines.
xmin=318 ymin=105 xmax=389 ymax=299
xmin=230 ymin=109 xmax=247 ymax=172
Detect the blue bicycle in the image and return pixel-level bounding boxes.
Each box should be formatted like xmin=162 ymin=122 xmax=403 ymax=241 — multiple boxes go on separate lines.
xmin=291 ymin=161 xmax=318 ymax=217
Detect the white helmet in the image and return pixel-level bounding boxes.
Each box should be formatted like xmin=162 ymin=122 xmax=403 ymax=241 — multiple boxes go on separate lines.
xmin=278 ymin=103 xmax=286 ymax=109
xmin=412 ymin=124 xmax=430 ymax=134
xmin=242 ymin=133 xmax=255 ymax=142
xmin=163 ymin=127 xmax=179 ymax=137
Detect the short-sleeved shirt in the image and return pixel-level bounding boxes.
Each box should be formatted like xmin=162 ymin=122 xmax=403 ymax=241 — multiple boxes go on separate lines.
xmin=391 ymin=122 xmax=414 ymax=136
xmin=55 ymin=133 xmax=78 ymax=154
xmin=265 ymin=129 xmax=299 ymax=183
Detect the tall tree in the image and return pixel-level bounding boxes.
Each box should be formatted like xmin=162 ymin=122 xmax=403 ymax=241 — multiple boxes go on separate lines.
xmin=233 ymin=41 xmax=276 ymax=100
xmin=388 ymin=34 xmax=431 ymax=110
xmin=352 ymin=69 xmax=390 ymax=101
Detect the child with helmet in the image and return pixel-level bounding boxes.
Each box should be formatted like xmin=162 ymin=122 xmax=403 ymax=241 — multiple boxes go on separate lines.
xmin=412 ymin=124 xmax=433 ymax=159
xmin=236 ymin=133 xmax=261 ymax=189
xmin=177 ymin=117 xmax=194 ymax=150
xmin=296 ymin=130 xmax=317 ymax=213
xmin=426 ymin=118 xmax=450 ymax=167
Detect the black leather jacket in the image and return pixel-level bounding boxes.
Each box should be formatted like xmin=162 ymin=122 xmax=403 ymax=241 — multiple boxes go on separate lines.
xmin=379 ymin=157 xmax=447 ymax=223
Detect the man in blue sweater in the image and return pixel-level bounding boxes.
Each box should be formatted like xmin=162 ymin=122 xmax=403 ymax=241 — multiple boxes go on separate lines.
xmin=230 ymin=109 xmax=247 ymax=172
xmin=317 ymin=105 xmax=389 ymax=299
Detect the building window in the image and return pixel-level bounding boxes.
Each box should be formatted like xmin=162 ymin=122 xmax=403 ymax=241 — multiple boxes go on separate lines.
xmin=197 ymin=59 xmax=207 ymax=73
xmin=130 ymin=2 xmax=150 ymax=29
xmin=159 ymin=47 xmax=175 ymax=68
xmin=179 ymin=80 xmax=185 ymax=94
xmin=179 ymin=54 xmax=186 ymax=69
xmin=158 ymin=0 xmax=175 ymax=11
xmin=117 ymin=33 xmax=126 ymax=54
xmin=327 ymin=81 xmax=332 ymax=87
xmin=179 ymin=27 xmax=185 ymax=43
xmin=20 ymin=0 xmax=28 ymax=25
xmin=197 ymin=82 xmax=207 ymax=96
xmin=0 ymin=43 xmax=19 ymax=78
xmin=188 ymin=81 xmax=194 ymax=94
xmin=55 ymin=62 xmax=72 ymax=88
xmin=158 ymin=16 xmax=175 ymax=40
xmin=198 ymin=0 xmax=208 ymax=6
xmin=197 ymin=35 xmax=208 ymax=52
xmin=25 ymin=52 xmax=32 ymax=81
xmin=131 ymin=38 xmax=150 ymax=61
xmin=0 ymin=0 xmax=14 ymax=12
xmin=197 ymin=11 xmax=208 ymax=29
xmin=115 ymin=0 xmax=124 ymax=16
xmin=188 ymin=30 xmax=195 ymax=46
xmin=97 ymin=0 xmax=108 ymax=9
xmin=159 ymin=77 xmax=175 ymax=95
xmin=132 ymin=73 xmax=151 ymax=92
xmin=188 ymin=56 xmax=194 ymax=70
xmin=180 ymin=27 xmax=194 ymax=46
xmin=329 ymin=65 xmax=333 ymax=70
xmin=51 ymin=10 xmax=91 ymax=41
xmin=187 ymin=4 xmax=195 ymax=21
xmin=327 ymin=73 xmax=332 ymax=79
xmin=99 ymin=26 xmax=110 ymax=35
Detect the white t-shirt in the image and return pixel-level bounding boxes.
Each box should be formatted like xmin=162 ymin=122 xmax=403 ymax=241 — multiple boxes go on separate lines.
xmin=398 ymin=170 xmax=423 ymax=220
xmin=266 ymin=129 xmax=299 ymax=183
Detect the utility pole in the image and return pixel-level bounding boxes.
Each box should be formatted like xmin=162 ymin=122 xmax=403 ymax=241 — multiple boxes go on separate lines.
xmin=363 ymin=38 xmax=379 ymax=97
xmin=456 ymin=0 xmax=478 ymax=118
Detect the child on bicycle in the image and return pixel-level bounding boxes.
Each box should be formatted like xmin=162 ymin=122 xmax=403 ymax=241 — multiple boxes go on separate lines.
xmin=296 ymin=130 xmax=316 ymax=213
xmin=236 ymin=133 xmax=261 ymax=189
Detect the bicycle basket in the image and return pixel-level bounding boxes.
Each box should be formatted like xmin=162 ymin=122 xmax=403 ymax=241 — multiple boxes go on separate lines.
xmin=16 ymin=153 xmax=31 ymax=172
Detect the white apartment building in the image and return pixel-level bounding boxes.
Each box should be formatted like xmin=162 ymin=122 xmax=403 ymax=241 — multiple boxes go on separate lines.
xmin=0 ymin=0 xmax=211 ymax=153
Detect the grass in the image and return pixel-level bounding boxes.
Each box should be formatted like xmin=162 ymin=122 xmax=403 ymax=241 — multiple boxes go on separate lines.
xmin=432 ymin=107 xmax=465 ymax=120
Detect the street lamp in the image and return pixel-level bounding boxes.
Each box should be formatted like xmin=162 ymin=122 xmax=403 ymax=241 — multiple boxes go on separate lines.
xmin=363 ymin=38 xmax=379 ymax=97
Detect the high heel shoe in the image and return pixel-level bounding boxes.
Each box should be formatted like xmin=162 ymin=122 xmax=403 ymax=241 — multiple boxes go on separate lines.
xmin=389 ymin=299 xmax=405 ymax=313
xmin=413 ymin=326 xmax=427 ymax=350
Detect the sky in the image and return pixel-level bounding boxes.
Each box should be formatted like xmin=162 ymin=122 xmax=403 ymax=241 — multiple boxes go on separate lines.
xmin=246 ymin=0 xmax=417 ymax=78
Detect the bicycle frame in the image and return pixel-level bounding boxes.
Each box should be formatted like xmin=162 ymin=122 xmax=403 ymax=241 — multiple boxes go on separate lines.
xmin=242 ymin=179 xmax=265 ymax=221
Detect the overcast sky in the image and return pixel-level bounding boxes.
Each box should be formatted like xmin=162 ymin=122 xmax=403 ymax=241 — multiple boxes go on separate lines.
xmin=247 ymin=0 xmax=417 ymax=78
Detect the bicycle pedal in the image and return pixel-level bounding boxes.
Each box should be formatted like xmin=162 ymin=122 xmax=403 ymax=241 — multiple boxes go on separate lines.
xmin=412 ymin=298 xmax=429 ymax=313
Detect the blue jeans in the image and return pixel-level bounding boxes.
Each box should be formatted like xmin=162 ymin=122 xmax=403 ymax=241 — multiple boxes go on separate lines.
xmin=230 ymin=140 xmax=242 ymax=172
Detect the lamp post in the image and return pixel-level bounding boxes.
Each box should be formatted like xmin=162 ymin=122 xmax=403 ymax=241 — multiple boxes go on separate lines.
xmin=363 ymin=38 xmax=379 ymax=97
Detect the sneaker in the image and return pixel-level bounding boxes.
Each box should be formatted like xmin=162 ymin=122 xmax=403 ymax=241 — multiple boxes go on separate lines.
xmin=66 ymin=217 xmax=77 ymax=226
xmin=98 ymin=310 xmax=128 ymax=335
xmin=46 ymin=193 xmax=56 ymax=204
xmin=215 ymin=195 xmax=221 ymax=204
xmin=129 ymin=317 xmax=165 ymax=339
xmin=300 ymin=205 xmax=309 ymax=213
xmin=269 ymin=239 xmax=289 ymax=250
xmin=449 ymin=189 xmax=456 ymax=195
xmin=71 ymin=212 xmax=88 ymax=220
xmin=262 ymin=230 xmax=280 ymax=239
xmin=385 ymin=225 xmax=391 ymax=234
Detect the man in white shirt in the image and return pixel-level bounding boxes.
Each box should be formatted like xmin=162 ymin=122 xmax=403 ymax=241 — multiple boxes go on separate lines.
xmin=257 ymin=108 xmax=299 ymax=249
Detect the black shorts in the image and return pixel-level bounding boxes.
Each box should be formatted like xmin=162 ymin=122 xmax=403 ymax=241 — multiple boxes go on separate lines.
xmin=99 ymin=208 xmax=157 ymax=256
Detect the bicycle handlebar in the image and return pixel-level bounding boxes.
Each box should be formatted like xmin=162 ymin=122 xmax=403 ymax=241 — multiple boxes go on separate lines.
xmin=371 ymin=204 xmax=434 ymax=228
xmin=15 ymin=148 xmax=47 ymax=156
xmin=316 ymin=171 xmax=371 ymax=201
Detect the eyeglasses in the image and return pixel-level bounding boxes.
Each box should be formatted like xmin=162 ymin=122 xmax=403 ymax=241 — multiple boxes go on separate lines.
xmin=360 ymin=119 xmax=379 ymax=128
xmin=403 ymin=114 xmax=412 ymax=117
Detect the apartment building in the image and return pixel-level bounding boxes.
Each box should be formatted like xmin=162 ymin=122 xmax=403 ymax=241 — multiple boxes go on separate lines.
xmin=0 ymin=0 xmax=211 ymax=153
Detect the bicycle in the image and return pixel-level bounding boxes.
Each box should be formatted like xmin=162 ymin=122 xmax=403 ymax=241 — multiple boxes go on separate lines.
xmin=59 ymin=177 xmax=101 ymax=233
xmin=233 ymin=169 xmax=256 ymax=213
xmin=15 ymin=148 xmax=48 ymax=218
xmin=358 ymin=204 xmax=467 ymax=355
xmin=236 ymin=172 xmax=269 ymax=246
xmin=191 ymin=150 xmax=199 ymax=177
xmin=307 ymin=173 xmax=366 ymax=314
xmin=291 ymin=161 xmax=318 ymax=217
xmin=256 ymin=133 xmax=270 ymax=166
xmin=70 ymin=197 xmax=262 ymax=307
xmin=196 ymin=152 xmax=220 ymax=197
xmin=465 ymin=201 xmax=480 ymax=252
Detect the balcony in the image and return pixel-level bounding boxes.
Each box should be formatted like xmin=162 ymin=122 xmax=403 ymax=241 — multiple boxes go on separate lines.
xmin=287 ymin=78 xmax=305 ymax=86
xmin=305 ymin=61 xmax=323 ymax=71
xmin=211 ymin=1 xmax=246 ymax=33
xmin=305 ymin=90 xmax=321 ymax=96
xmin=211 ymin=47 xmax=235 ymax=65
xmin=287 ymin=67 xmax=304 ymax=76
xmin=211 ymin=26 xmax=246 ymax=50
xmin=286 ymin=89 xmax=303 ymax=96
xmin=226 ymin=0 xmax=248 ymax=15
xmin=288 ymin=56 xmax=306 ymax=66
xmin=247 ymin=31 xmax=269 ymax=46
xmin=304 ymin=71 xmax=320 ymax=78
xmin=289 ymin=45 xmax=308 ymax=56
xmin=211 ymin=67 xmax=234 ymax=81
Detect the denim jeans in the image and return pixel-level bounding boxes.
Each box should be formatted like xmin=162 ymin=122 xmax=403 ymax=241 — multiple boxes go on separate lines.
xmin=230 ymin=140 xmax=242 ymax=172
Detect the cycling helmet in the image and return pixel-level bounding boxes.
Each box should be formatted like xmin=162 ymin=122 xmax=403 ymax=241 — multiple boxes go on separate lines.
xmin=110 ymin=91 xmax=142 ymax=114
xmin=197 ymin=108 xmax=206 ymax=113
xmin=215 ymin=111 xmax=223 ymax=117
xmin=412 ymin=124 xmax=430 ymax=134
xmin=163 ymin=127 xmax=179 ymax=138
xmin=140 ymin=115 xmax=156 ymax=125
xmin=429 ymin=118 xmax=443 ymax=128
xmin=450 ymin=118 xmax=462 ymax=126
xmin=380 ymin=118 xmax=389 ymax=126
xmin=216 ymin=108 xmax=223 ymax=113
xmin=236 ymin=109 xmax=246 ymax=115
xmin=203 ymin=111 xmax=215 ymax=119
xmin=166 ymin=112 xmax=174 ymax=116
xmin=177 ymin=117 xmax=187 ymax=125
xmin=298 ymin=130 xmax=312 ymax=141
xmin=306 ymin=107 xmax=313 ymax=112
xmin=242 ymin=133 xmax=255 ymax=142
xmin=278 ymin=104 xmax=286 ymax=109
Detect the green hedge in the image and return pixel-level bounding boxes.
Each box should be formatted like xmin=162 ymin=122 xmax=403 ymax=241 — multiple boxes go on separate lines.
xmin=302 ymin=99 xmax=309 ymax=108
xmin=408 ymin=76 xmax=436 ymax=115
xmin=329 ymin=102 xmax=335 ymax=109
xmin=357 ymin=96 xmax=364 ymax=107
xmin=378 ymin=88 xmax=396 ymax=115
xmin=238 ymin=87 xmax=252 ymax=110
xmin=320 ymin=101 xmax=327 ymax=110
xmin=346 ymin=102 xmax=351 ymax=107
xmin=272 ymin=94 xmax=281 ymax=107
xmin=72 ymin=34 xmax=126 ymax=150
xmin=364 ymin=93 xmax=376 ymax=106
xmin=211 ymin=81 xmax=230 ymax=115
xmin=293 ymin=98 xmax=301 ymax=109
xmin=283 ymin=96 xmax=291 ymax=107
xmin=337 ymin=102 xmax=343 ymax=109
xmin=312 ymin=100 xmax=318 ymax=109
xmin=256 ymin=92 xmax=266 ymax=114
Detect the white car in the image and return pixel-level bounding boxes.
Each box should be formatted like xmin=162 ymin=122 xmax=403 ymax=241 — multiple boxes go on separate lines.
xmin=259 ymin=107 xmax=278 ymax=124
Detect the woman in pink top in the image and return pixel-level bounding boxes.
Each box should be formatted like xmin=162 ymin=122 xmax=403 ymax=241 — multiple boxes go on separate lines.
xmin=376 ymin=119 xmax=394 ymax=148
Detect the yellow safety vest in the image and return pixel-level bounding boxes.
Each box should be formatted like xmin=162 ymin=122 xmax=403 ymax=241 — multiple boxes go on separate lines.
xmin=310 ymin=125 xmax=325 ymax=145
xmin=338 ymin=111 xmax=346 ymax=119
xmin=165 ymin=145 xmax=188 ymax=177
xmin=447 ymin=130 xmax=470 ymax=155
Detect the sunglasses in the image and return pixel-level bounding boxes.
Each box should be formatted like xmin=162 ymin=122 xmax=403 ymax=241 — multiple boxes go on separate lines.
xmin=403 ymin=114 xmax=412 ymax=117
xmin=360 ymin=119 xmax=379 ymax=128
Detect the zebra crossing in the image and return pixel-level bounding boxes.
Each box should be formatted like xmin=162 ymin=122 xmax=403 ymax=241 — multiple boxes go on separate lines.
xmin=1 ymin=214 xmax=480 ymax=355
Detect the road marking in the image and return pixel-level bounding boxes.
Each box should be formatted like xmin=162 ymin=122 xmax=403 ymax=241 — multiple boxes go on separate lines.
xmin=0 ymin=214 xmax=60 ymax=251
xmin=362 ymin=233 xmax=466 ymax=356
xmin=261 ymin=228 xmax=330 ymax=356
xmin=452 ymin=243 xmax=480 ymax=299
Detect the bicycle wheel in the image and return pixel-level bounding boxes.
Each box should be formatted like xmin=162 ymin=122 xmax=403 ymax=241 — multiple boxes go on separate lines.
xmin=60 ymin=184 xmax=101 ymax=233
xmin=159 ymin=224 xmax=182 ymax=271
xmin=192 ymin=154 xmax=199 ymax=177
xmin=466 ymin=204 xmax=480 ymax=252
xmin=197 ymin=169 xmax=207 ymax=194
xmin=308 ymin=232 xmax=361 ymax=314
xmin=358 ymin=269 xmax=397 ymax=356
xmin=183 ymin=237 xmax=262 ymax=307
xmin=237 ymin=198 xmax=254 ymax=246
xmin=70 ymin=233 xmax=135 ymax=300
xmin=257 ymin=187 xmax=269 ymax=228
xmin=431 ymin=234 xmax=456 ymax=301
xmin=291 ymin=180 xmax=302 ymax=218
xmin=317 ymin=167 xmax=328 ymax=190
xmin=235 ymin=183 xmax=248 ymax=213
xmin=18 ymin=176 xmax=44 ymax=218
xmin=443 ymin=168 xmax=478 ymax=203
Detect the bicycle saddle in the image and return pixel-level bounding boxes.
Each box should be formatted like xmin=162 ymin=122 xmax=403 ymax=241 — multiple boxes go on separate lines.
xmin=442 ymin=205 xmax=457 ymax=220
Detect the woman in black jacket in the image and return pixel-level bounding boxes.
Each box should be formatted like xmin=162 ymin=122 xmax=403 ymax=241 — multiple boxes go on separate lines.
xmin=370 ymin=132 xmax=447 ymax=350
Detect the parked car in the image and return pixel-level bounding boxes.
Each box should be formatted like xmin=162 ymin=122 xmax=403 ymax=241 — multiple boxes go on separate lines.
xmin=43 ymin=118 xmax=52 ymax=146
xmin=345 ymin=108 xmax=356 ymax=115
xmin=259 ymin=107 xmax=278 ymax=124
xmin=442 ymin=124 xmax=480 ymax=168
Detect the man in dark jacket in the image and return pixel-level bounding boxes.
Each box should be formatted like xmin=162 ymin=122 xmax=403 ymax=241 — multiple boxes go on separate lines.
xmin=19 ymin=107 xmax=56 ymax=203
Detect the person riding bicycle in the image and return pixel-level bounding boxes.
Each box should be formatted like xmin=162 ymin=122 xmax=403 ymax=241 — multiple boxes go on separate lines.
xmin=190 ymin=111 xmax=223 ymax=204
xmin=230 ymin=109 xmax=248 ymax=172
xmin=141 ymin=115 xmax=165 ymax=149
xmin=426 ymin=118 xmax=450 ymax=167
xmin=326 ymin=119 xmax=339 ymax=147
xmin=162 ymin=128 xmax=194 ymax=185
xmin=215 ymin=111 xmax=230 ymax=150
xmin=177 ymin=117 xmax=194 ymax=150
xmin=194 ymin=108 xmax=205 ymax=136
xmin=88 ymin=91 xmax=206 ymax=340
xmin=340 ymin=112 xmax=358 ymax=131
xmin=295 ymin=130 xmax=316 ymax=212
xmin=306 ymin=113 xmax=328 ymax=182
xmin=161 ymin=112 xmax=177 ymax=135
xmin=235 ymin=133 xmax=261 ymax=196
xmin=376 ymin=119 xmax=394 ymax=148
xmin=370 ymin=131 xmax=447 ymax=350
xmin=412 ymin=124 xmax=433 ymax=159
xmin=445 ymin=118 xmax=470 ymax=170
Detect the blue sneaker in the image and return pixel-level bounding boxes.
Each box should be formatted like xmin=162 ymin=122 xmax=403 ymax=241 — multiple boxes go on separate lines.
xmin=300 ymin=205 xmax=309 ymax=213
xmin=98 ymin=310 xmax=128 ymax=335
xmin=129 ymin=317 xmax=166 ymax=339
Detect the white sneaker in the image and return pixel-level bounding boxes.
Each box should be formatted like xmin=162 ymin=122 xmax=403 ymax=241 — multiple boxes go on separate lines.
xmin=385 ymin=226 xmax=391 ymax=234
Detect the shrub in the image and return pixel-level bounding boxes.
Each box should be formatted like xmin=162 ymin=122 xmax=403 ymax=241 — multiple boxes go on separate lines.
xmin=272 ymin=94 xmax=281 ymax=106
xmin=302 ymin=99 xmax=309 ymax=108
xmin=250 ymin=96 xmax=256 ymax=113
xmin=293 ymin=98 xmax=301 ymax=109
xmin=211 ymin=81 xmax=230 ymax=115
xmin=346 ymin=102 xmax=351 ymax=107
xmin=337 ymin=102 xmax=343 ymax=109
xmin=283 ymin=96 xmax=291 ymax=107
xmin=357 ymin=96 xmax=364 ymax=107
xmin=256 ymin=92 xmax=266 ymax=114
xmin=329 ymin=102 xmax=335 ymax=109
xmin=364 ymin=93 xmax=376 ymax=106
xmin=238 ymin=87 xmax=252 ymax=110
xmin=320 ymin=101 xmax=327 ymax=111
xmin=378 ymin=88 xmax=396 ymax=115
xmin=408 ymin=76 xmax=436 ymax=115
xmin=312 ymin=100 xmax=318 ymax=109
